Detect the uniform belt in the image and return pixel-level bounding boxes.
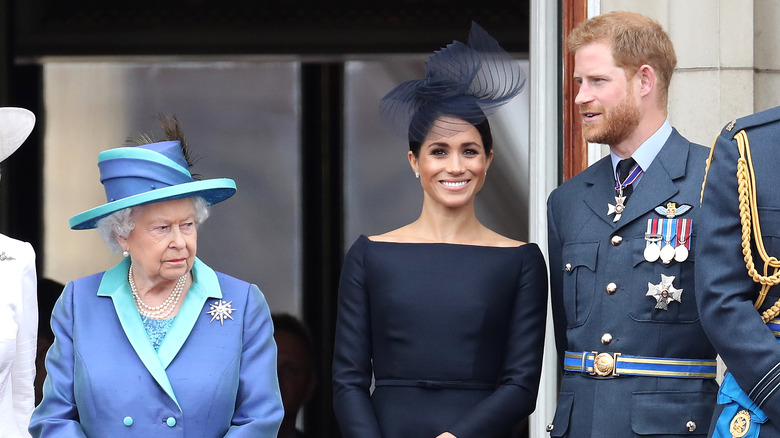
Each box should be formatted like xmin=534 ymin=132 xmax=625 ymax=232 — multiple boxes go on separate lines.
xmin=374 ymin=379 xmax=494 ymax=390
xmin=563 ymin=351 xmax=717 ymax=378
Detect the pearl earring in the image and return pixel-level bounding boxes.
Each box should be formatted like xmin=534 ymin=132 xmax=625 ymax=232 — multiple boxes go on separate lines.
xmin=122 ymin=250 xmax=129 ymax=258
xmin=415 ymin=172 xmax=420 ymax=179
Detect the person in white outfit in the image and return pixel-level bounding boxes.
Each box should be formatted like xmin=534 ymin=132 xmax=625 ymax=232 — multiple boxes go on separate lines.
xmin=0 ymin=107 xmax=37 ymax=438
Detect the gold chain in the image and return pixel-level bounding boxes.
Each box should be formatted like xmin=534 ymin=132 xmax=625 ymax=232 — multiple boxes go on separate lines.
xmin=733 ymin=130 xmax=780 ymax=321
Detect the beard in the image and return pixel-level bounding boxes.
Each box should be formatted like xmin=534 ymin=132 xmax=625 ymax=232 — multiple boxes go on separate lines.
xmin=580 ymin=93 xmax=641 ymax=146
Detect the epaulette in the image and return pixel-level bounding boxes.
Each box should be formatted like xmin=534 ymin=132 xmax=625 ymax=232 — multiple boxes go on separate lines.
xmin=720 ymin=105 xmax=780 ymax=140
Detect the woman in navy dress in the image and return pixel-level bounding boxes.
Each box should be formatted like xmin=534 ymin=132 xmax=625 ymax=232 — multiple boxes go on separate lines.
xmin=332 ymin=23 xmax=548 ymax=438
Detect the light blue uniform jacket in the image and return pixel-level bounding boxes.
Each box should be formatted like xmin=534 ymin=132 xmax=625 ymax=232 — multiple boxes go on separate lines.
xmin=29 ymin=257 xmax=283 ymax=437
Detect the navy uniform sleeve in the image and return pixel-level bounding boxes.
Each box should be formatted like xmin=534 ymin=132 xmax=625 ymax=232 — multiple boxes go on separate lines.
xmin=547 ymin=189 xmax=568 ymax=362
xmin=448 ymin=243 xmax=548 ymax=437
xmin=332 ymin=237 xmax=382 ymax=437
xmin=696 ymin=127 xmax=780 ymax=423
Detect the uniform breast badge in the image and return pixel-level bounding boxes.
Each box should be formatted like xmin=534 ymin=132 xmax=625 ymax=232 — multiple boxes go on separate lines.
xmin=647 ymin=274 xmax=683 ymax=310
xmin=206 ymin=299 xmax=237 ymax=325
xmin=645 ymin=203 xmax=693 ymax=263
xmin=729 ymin=409 xmax=750 ymax=437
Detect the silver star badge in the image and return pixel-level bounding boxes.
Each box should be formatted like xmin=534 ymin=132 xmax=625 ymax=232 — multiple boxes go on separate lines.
xmin=646 ymin=274 xmax=683 ymax=310
xmin=206 ymin=299 xmax=237 ymax=325
xmin=607 ymin=195 xmax=627 ymax=222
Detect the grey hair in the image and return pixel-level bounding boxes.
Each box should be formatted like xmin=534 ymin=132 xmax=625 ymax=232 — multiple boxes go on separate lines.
xmin=96 ymin=196 xmax=211 ymax=254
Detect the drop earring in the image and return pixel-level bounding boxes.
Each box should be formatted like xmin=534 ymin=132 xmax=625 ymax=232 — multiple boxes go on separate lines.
xmin=123 ymin=250 xmax=129 ymax=258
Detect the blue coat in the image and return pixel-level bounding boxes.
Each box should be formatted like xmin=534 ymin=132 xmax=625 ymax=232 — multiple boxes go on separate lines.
xmin=29 ymin=257 xmax=283 ymax=437
xmin=547 ymin=129 xmax=718 ymax=437
xmin=696 ymin=106 xmax=780 ymax=436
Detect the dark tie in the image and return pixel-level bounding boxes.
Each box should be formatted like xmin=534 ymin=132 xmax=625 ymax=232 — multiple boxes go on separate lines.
xmin=616 ymin=158 xmax=637 ymax=202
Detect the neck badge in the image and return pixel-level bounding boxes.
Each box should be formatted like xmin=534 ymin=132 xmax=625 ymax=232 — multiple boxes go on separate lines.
xmin=608 ymin=162 xmax=643 ymax=222
xmin=607 ymin=195 xmax=627 ymax=222
xmin=647 ymin=274 xmax=683 ymax=310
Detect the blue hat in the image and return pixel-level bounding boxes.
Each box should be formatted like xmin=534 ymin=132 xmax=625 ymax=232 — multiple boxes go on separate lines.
xmin=69 ymin=140 xmax=236 ymax=230
xmin=379 ymin=21 xmax=526 ymax=144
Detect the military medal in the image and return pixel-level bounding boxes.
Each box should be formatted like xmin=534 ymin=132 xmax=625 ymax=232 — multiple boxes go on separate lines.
xmin=674 ymin=218 xmax=691 ymax=262
xmin=646 ymin=274 xmax=683 ymax=310
xmin=644 ymin=220 xmax=662 ymax=262
xmin=660 ymin=242 xmax=675 ymax=264
xmin=644 ymin=240 xmax=661 ymax=262
xmin=646 ymin=205 xmax=694 ymax=265
xmin=608 ymin=161 xmax=642 ymax=222
xmin=607 ymin=195 xmax=627 ymax=222
xmin=659 ymin=218 xmax=676 ymax=264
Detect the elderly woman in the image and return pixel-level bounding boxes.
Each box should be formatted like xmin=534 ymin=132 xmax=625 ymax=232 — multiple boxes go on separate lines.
xmin=30 ymin=117 xmax=283 ymax=437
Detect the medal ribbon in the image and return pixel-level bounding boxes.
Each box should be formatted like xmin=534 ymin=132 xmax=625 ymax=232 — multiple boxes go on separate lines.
xmin=614 ymin=162 xmax=643 ymax=191
xmin=646 ymin=219 xmax=661 ymax=248
xmin=663 ymin=218 xmax=677 ymax=249
xmin=676 ymin=218 xmax=691 ymax=249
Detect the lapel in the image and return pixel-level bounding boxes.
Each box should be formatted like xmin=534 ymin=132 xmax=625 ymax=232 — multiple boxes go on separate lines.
xmin=582 ymin=129 xmax=690 ymax=229
xmin=583 ymin=157 xmax=623 ymax=227
xmin=157 ymin=258 xmax=221 ymax=368
xmin=96 ymin=257 xmax=222 ymax=409
xmin=615 ymin=129 xmax=689 ymax=228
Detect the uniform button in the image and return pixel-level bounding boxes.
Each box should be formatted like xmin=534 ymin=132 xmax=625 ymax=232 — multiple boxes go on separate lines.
xmin=123 ymin=416 xmax=133 ymax=427
xmin=606 ymin=282 xmax=617 ymax=294
xmin=611 ymin=235 xmax=623 ymax=246
xmin=601 ymin=333 xmax=613 ymax=345
xmin=166 ymin=417 xmax=176 ymax=427
xmin=546 ymin=423 xmax=554 ymax=432
xmin=565 ymin=263 xmax=572 ymax=272
xmin=686 ymin=421 xmax=696 ymax=432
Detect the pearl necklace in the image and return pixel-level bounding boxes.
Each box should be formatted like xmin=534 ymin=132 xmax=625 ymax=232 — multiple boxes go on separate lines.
xmin=128 ymin=265 xmax=187 ymax=319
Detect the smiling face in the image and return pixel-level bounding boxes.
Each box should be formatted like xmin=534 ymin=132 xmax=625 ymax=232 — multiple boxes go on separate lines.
xmin=409 ymin=116 xmax=492 ymax=210
xmin=118 ymin=197 xmax=198 ymax=285
xmin=574 ymin=42 xmax=642 ymax=149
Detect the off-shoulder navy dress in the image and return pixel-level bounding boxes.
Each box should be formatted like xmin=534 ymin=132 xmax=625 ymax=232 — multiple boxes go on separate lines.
xmin=333 ymin=235 xmax=548 ymax=438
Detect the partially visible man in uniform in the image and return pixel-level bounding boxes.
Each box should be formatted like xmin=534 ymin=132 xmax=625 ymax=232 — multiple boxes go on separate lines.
xmin=547 ymin=11 xmax=718 ymax=437
xmin=697 ymin=106 xmax=780 ymax=437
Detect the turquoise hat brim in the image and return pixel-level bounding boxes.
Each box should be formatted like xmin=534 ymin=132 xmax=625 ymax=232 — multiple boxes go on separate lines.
xmin=69 ymin=178 xmax=237 ymax=230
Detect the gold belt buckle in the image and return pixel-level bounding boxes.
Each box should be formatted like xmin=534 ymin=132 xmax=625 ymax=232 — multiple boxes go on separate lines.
xmin=591 ymin=352 xmax=621 ymax=377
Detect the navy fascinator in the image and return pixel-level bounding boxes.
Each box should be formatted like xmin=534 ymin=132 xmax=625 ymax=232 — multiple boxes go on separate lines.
xmin=379 ymin=21 xmax=526 ymax=145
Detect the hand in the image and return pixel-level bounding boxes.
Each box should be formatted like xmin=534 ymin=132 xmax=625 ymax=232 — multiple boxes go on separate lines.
xmin=436 ymin=433 xmax=457 ymax=438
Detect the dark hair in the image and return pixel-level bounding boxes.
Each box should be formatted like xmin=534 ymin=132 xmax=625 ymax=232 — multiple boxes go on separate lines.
xmin=409 ymin=118 xmax=493 ymax=157
xmin=272 ymin=313 xmax=315 ymax=369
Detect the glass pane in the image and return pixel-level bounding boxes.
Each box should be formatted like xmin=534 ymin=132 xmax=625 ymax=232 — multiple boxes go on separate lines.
xmin=43 ymin=60 xmax=302 ymax=314
xmin=343 ymin=58 xmax=531 ymax=245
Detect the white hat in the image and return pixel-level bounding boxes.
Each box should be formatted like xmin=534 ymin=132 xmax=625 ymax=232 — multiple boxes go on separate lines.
xmin=0 ymin=107 xmax=35 ymax=163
